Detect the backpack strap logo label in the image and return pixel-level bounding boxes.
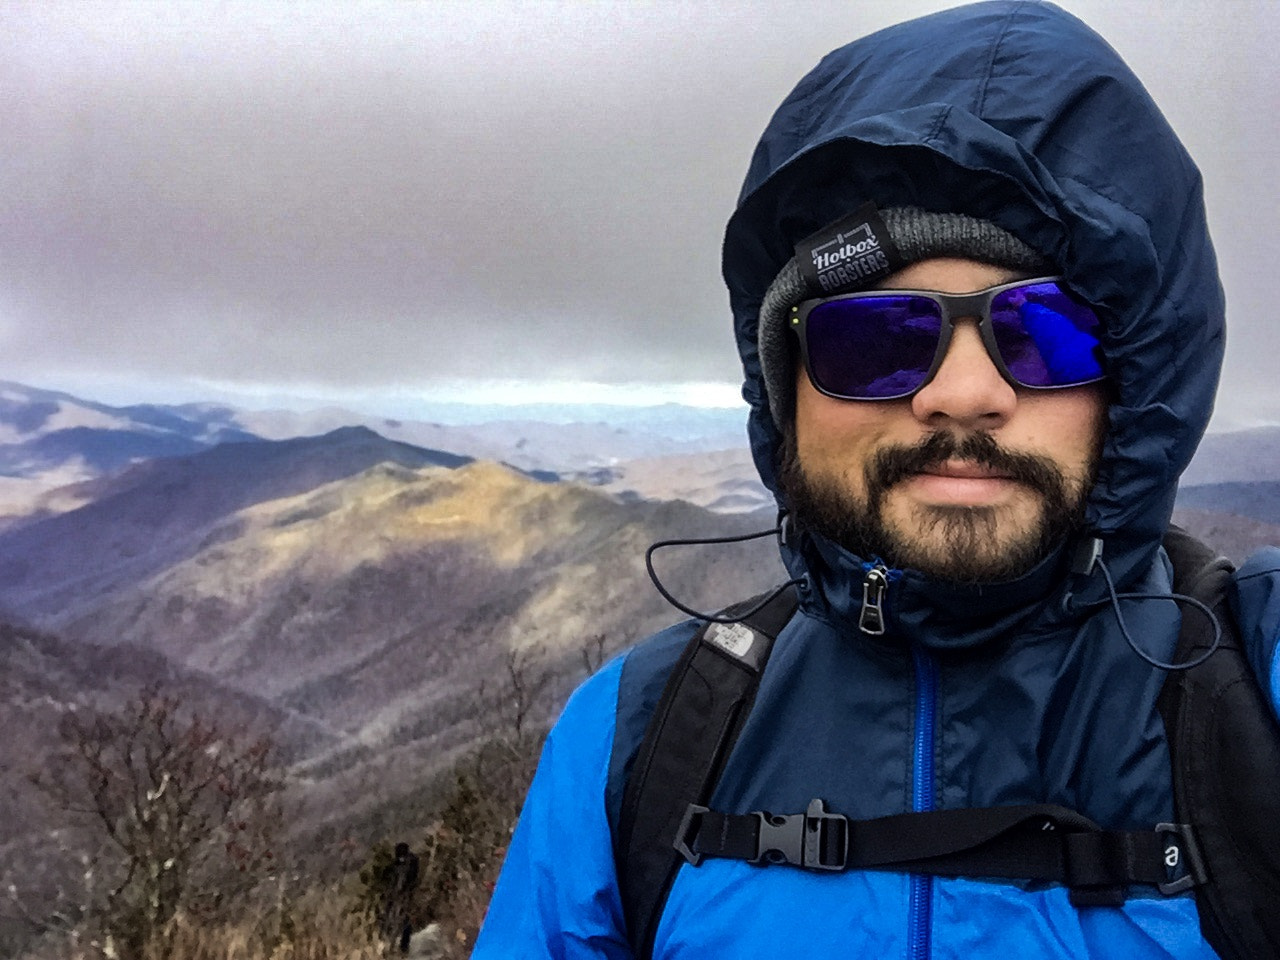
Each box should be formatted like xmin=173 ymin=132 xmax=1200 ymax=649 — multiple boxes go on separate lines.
xmin=704 ymin=621 xmax=757 ymax=660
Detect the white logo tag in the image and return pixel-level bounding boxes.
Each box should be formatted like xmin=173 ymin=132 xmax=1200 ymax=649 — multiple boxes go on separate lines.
xmin=705 ymin=622 xmax=756 ymax=659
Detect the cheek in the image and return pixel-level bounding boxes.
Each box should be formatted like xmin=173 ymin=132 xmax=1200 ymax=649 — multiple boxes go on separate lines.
xmin=1021 ymin=387 xmax=1108 ymax=465
xmin=794 ymin=371 xmax=894 ymax=455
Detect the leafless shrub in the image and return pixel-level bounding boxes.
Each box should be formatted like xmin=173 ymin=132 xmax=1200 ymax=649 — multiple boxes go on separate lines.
xmin=25 ymin=687 xmax=284 ymax=959
xmin=12 ymin=882 xmax=386 ymax=960
xmin=476 ymin=646 xmax=552 ymax=747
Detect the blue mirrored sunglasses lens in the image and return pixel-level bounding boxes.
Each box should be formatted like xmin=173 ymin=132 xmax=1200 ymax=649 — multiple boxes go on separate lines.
xmin=990 ymin=281 xmax=1104 ymax=387
xmin=807 ymin=295 xmax=942 ymax=399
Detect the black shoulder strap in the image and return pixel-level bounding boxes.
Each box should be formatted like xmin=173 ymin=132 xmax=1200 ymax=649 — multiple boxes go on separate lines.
xmin=1158 ymin=525 xmax=1280 ymax=960
xmin=616 ymin=586 xmax=798 ymax=959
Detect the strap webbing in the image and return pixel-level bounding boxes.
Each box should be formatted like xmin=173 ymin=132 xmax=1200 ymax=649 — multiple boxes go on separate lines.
xmin=1158 ymin=526 xmax=1280 ymax=959
xmin=678 ymin=801 xmax=1198 ymax=907
xmin=616 ymin=586 xmax=799 ymax=958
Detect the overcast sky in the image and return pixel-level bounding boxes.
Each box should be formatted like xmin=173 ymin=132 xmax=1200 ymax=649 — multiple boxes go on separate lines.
xmin=2 ymin=0 xmax=1277 ymax=427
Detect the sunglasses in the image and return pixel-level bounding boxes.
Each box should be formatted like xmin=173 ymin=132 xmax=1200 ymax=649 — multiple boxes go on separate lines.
xmin=789 ymin=277 xmax=1106 ymax=401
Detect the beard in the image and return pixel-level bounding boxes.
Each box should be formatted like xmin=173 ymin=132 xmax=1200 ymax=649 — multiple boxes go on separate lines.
xmin=778 ymin=429 xmax=1093 ymax=584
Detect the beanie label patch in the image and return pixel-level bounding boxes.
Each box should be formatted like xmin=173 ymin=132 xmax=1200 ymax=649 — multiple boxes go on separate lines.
xmin=795 ymin=202 xmax=905 ymax=296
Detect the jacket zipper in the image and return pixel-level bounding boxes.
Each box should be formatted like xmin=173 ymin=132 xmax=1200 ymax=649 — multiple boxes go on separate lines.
xmin=859 ymin=562 xmax=890 ymax=635
xmin=910 ymin=644 xmax=938 ymax=960
xmin=858 ymin=563 xmax=935 ymax=957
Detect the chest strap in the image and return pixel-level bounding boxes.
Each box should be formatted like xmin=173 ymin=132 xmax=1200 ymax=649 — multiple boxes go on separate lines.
xmin=675 ymin=798 xmax=1205 ymax=908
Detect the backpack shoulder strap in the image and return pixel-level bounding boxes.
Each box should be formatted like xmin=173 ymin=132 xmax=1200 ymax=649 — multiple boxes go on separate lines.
xmin=616 ymin=586 xmax=798 ymax=959
xmin=1161 ymin=523 xmax=1233 ymax=599
xmin=1158 ymin=524 xmax=1280 ymax=960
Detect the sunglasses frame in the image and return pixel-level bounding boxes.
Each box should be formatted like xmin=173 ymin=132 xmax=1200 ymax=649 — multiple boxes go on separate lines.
xmin=788 ymin=275 xmax=1107 ymax=402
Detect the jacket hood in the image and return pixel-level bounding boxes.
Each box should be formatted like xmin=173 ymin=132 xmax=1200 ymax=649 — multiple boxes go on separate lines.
xmin=723 ymin=1 xmax=1224 ymax=610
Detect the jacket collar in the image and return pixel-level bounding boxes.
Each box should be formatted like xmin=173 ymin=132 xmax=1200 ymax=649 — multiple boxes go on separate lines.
xmin=781 ymin=525 xmax=1090 ymax=652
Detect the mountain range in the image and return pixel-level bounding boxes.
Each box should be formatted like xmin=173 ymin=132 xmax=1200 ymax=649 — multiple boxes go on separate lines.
xmin=12 ymin=379 xmax=1279 ymax=525
xmin=0 ymin=404 xmax=785 ymax=918
xmin=0 ymin=426 xmax=472 ymax=622
xmin=0 ymin=381 xmax=765 ymax=522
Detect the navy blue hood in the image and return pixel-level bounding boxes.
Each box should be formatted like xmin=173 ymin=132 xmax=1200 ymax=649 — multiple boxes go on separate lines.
xmin=723 ymin=1 xmax=1224 ymax=602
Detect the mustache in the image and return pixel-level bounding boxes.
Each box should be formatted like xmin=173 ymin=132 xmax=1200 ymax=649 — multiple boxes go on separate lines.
xmin=868 ymin=432 xmax=1066 ymax=498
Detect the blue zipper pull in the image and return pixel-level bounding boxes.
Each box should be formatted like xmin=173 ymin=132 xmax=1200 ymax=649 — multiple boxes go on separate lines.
xmin=859 ymin=563 xmax=890 ymax=635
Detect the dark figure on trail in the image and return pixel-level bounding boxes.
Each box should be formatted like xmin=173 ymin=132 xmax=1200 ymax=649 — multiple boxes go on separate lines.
xmin=379 ymin=841 xmax=420 ymax=954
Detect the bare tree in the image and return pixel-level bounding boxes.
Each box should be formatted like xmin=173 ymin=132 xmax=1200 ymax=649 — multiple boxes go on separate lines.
xmin=580 ymin=633 xmax=608 ymax=676
xmin=476 ymin=646 xmax=552 ymax=747
xmin=28 ymin=687 xmax=283 ymax=958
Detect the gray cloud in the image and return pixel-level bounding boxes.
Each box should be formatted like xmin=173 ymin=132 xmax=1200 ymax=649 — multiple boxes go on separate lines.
xmin=1 ymin=0 xmax=1276 ymax=425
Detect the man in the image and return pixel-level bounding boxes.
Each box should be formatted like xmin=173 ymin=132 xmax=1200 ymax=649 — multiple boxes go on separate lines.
xmin=475 ymin=3 xmax=1280 ymax=957
xmin=378 ymin=841 xmax=420 ymax=955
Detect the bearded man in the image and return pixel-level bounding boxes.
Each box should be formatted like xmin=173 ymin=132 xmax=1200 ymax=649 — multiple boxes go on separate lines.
xmin=475 ymin=4 xmax=1280 ymax=958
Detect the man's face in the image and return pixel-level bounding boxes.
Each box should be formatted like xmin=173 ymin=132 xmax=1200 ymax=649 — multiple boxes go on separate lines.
xmin=780 ymin=257 xmax=1107 ymax=584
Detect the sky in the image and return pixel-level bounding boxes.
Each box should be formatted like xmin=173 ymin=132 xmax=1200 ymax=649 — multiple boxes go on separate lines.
xmin=2 ymin=0 xmax=1277 ymax=427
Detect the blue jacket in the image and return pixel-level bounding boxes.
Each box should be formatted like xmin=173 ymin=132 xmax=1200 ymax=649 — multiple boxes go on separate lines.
xmin=475 ymin=3 xmax=1280 ymax=957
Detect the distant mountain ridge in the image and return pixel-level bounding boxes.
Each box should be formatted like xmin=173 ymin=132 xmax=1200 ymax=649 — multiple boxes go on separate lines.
xmin=0 ymin=381 xmax=760 ymax=522
xmin=0 ymin=381 xmax=263 ymax=522
xmin=231 ymin=405 xmax=748 ymax=473
xmin=0 ymin=380 xmax=259 ymax=472
xmin=4 ymin=380 xmax=1279 ymax=531
xmin=1180 ymin=427 xmax=1280 ymax=486
xmin=0 ymin=423 xmax=784 ymax=731
xmin=1176 ymin=482 xmax=1280 ymax=526
xmin=0 ymin=426 xmax=473 ymax=622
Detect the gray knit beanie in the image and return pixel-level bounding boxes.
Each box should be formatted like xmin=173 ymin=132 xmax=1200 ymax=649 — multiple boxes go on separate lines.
xmin=758 ymin=207 xmax=1052 ymax=427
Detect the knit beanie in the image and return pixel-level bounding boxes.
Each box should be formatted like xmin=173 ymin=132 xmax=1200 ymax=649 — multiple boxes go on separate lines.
xmin=758 ymin=207 xmax=1052 ymax=427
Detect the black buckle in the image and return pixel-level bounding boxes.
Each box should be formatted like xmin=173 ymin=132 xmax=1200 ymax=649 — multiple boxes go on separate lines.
xmin=1155 ymin=822 xmax=1207 ymax=895
xmin=674 ymin=804 xmax=709 ymax=866
xmin=752 ymin=798 xmax=847 ymax=871
xmin=751 ymin=811 xmax=805 ymax=866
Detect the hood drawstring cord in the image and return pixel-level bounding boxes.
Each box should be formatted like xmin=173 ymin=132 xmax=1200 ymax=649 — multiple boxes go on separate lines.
xmin=1064 ymin=536 xmax=1222 ymax=672
xmin=645 ymin=525 xmax=808 ymax=625
xmin=1094 ymin=557 xmax=1222 ymax=671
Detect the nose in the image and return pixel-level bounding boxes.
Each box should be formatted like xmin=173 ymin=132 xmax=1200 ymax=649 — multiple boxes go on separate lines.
xmin=910 ymin=319 xmax=1017 ymax=430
